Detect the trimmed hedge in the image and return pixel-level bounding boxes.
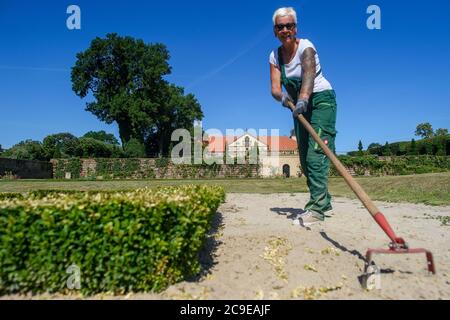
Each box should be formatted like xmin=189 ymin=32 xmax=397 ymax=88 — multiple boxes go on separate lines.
xmin=0 ymin=185 xmax=225 ymax=295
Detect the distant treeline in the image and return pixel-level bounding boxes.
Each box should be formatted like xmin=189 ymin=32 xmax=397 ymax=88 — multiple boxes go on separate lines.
xmin=0 ymin=131 xmax=137 ymax=161
xmin=331 ymin=155 xmax=450 ymax=176
xmin=348 ymin=135 xmax=450 ymax=157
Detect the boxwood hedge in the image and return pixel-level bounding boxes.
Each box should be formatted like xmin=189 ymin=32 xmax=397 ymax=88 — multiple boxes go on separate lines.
xmin=0 ymin=185 xmax=225 ymax=295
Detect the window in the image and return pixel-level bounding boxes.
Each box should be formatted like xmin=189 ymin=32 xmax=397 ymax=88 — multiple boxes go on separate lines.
xmin=245 ymin=137 xmax=250 ymax=148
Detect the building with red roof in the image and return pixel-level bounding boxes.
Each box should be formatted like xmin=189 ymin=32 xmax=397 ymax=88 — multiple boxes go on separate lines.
xmin=206 ymin=133 xmax=301 ymax=177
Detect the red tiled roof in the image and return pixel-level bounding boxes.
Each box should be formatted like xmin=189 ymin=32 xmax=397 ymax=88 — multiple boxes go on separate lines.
xmin=207 ymin=136 xmax=235 ymax=153
xmin=207 ymin=136 xmax=297 ymax=152
xmin=259 ymin=136 xmax=298 ymax=152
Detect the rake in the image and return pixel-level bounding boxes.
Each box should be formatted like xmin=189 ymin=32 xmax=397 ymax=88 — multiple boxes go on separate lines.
xmin=286 ymin=101 xmax=436 ymax=275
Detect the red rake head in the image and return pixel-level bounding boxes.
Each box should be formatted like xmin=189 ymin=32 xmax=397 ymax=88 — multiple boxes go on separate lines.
xmin=369 ymin=212 xmax=436 ymax=274
xmin=366 ymin=245 xmax=436 ymax=275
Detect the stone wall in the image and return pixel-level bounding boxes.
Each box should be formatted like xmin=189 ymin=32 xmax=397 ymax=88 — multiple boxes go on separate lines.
xmin=51 ymin=158 xmax=260 ymax=179
xmin=0 ymin=158 xmax=53 ymax=179
xmin=261 ymin=154 xmax=301 ymax=177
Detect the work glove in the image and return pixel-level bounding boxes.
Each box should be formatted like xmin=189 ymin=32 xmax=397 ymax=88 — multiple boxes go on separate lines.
xmin=293 ymin=99 xmax=308 ymax=118
xmin=281 ymin=92 xmax=293 ymax=108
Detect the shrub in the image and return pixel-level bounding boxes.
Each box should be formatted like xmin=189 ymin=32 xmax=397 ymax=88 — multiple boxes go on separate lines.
xmin=123 ymin=138 xmax=146 ymax=158
xmin=1 ymin=140 xmax=46 ymax=161
xmin=82 ymin=131 xmax=119 ymax=145
xmin=77 ymin=137 xmax=114 ymax=158
xmin=0 ymin=185 xmax=226 ymax=295
xmin=76 ymin=138 xmax=125 ymax=158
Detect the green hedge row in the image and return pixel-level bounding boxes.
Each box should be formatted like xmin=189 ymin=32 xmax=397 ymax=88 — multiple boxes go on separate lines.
xmin=0 ymin=185 xmax=225 ymax=295
xmin=330 ymin=155 xmax=450 ymax=176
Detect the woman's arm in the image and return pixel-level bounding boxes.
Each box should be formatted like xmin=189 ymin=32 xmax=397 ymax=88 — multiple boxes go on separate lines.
xmin=270 ymin=63 xmax=283 ymax=102
xmin=298 ymin=47 xmax=317 ymax=101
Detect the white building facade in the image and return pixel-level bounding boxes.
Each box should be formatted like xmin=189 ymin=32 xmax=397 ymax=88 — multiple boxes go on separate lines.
xmin=208 ymin=133 xmax=301 ymax=178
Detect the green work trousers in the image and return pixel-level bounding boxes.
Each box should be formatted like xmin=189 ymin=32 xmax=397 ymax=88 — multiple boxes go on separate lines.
xmin=293 ymin=90 xmax=337 ymax=219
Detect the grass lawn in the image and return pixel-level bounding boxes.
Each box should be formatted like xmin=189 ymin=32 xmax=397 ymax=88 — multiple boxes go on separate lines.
xmin=0 ymin=172 xmax=449 ymax=206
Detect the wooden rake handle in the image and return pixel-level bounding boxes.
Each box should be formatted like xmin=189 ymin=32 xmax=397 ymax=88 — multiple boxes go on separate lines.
xmin=287 ymin=101 xmax=380 ymax=217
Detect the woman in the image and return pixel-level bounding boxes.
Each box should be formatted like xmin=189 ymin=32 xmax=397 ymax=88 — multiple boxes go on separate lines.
xmin=269 ymin=7 xmax=337 ymax=226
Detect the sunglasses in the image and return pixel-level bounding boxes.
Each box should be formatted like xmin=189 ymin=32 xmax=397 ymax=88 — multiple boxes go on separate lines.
xmin=275 ymin=23 xmax=296 ymax=32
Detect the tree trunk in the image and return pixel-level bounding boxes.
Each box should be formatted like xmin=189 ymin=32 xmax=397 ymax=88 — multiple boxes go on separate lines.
xmin=117 ymin=120 xmax=133 ymax=146
xmin=158 ymin=131 xmax=164 ymax=157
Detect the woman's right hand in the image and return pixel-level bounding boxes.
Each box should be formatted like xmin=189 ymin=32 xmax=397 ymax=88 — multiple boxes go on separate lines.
xmin=281 ymin=92 xmax=293 ymax=108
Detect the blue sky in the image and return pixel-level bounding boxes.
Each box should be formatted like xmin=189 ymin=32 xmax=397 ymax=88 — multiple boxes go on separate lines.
xmin=1 ymin=0 xmax=449 ymax=154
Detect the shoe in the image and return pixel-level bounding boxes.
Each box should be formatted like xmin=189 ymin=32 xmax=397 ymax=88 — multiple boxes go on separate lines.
xmin=291 ymin=210 xmax=307 ymax=225
xmin=324 ymin=209 xmax=335 ymax=218
xmin=299 ymin=210 xmax=323 ymax=227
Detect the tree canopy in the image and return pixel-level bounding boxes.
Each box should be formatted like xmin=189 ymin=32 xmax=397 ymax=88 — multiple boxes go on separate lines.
xmin=415 ymin=122 xmax=434 ymax=139
xmin=435 ymin=128 xmax=449 ymax=137
xmin=367 ymin=143 xmax=382 ymax=150
xmin=1 ymin=140 xmax=46 ymax=161
xmin=43 ymin=133 xmax=79 ymax=159
xmin=71 ymin=33 xmax=203 ymax=157
xmin=383 ymin=142 xmax=392 ymax=156
xmin=82 ymin=131 xmax=119 ymax=145
xmin=357 ymin=140 xmax=364 ymax=155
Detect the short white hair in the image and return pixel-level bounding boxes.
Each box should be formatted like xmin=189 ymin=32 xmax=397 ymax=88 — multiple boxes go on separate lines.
xmin=272 ymin=7 xmax=297 ymax=25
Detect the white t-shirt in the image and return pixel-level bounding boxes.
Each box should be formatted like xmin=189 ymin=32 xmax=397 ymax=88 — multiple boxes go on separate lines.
xmin=269 ymin=39 xmax=332 ymax=93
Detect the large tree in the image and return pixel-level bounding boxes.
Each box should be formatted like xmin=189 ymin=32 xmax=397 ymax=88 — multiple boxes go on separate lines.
xmin=145 ymin=84 xmax=203 ymax=156
xmin=71 ymin=33 xmax=203 ymax=156
xmin=415 ymin=122 xmax=434 ymax=139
